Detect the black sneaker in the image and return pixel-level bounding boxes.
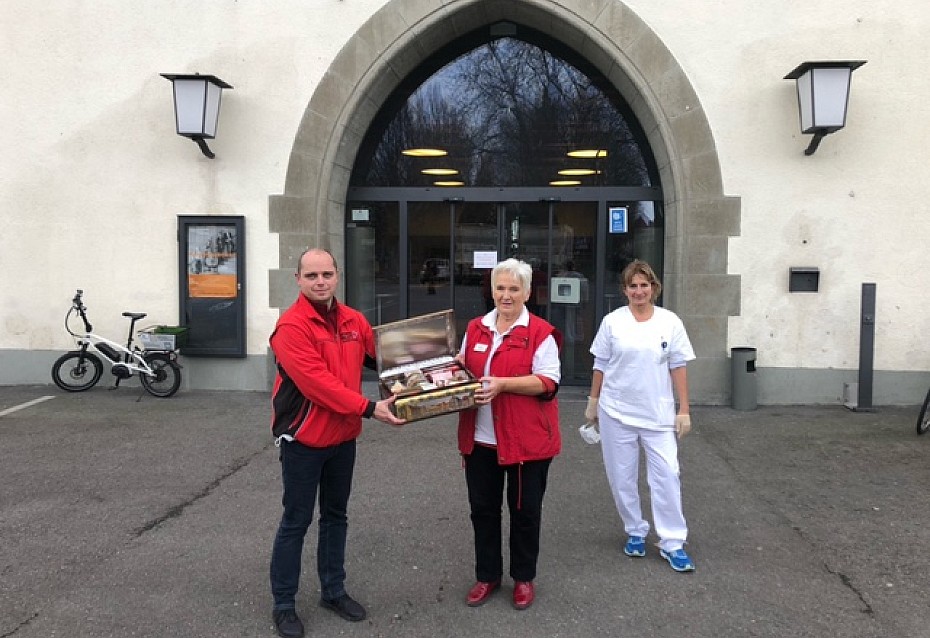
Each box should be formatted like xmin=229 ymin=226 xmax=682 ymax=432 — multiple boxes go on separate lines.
xmin=320 ymin=593 xmax=367 ymax=622
xmin=272 ymin=609 xmax=305 ymax=638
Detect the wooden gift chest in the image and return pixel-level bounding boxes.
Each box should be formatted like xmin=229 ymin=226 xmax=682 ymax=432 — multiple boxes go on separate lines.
xmin=373 ymin=310 xmax=481 ymax=422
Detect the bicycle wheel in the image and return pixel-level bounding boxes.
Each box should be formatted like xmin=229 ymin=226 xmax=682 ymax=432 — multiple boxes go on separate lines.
xmin=917 ymin=387 xmax=930 ymax=435
xmin=51 ymin=351 xmax=103 ymax=392
xmin=139 ymin=353 xmax=182 ymax=397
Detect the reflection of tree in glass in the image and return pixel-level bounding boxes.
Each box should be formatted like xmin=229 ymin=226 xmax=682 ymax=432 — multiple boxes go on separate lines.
xmin=453 ymin=39 xmax=651 ymax=187
xmin=366 ymin=86 xmax=476 ymax=187
xmin=355 ymin=37 xmax=653 ymax=188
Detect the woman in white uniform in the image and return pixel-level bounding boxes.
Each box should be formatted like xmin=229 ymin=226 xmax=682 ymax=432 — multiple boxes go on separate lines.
xmin=585 ymin=259 xmax=696 ymax=572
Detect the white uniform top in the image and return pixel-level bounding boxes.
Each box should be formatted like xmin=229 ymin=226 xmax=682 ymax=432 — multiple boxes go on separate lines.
xmin=460 ymin=307 xmax=561 ymax=446
xmin=589 ymin=305 xmax=695 ymax=430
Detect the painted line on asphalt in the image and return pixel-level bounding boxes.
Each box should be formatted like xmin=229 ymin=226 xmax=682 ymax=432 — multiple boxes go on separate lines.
xmin=0 ymin=395 xmax=55 ymax=418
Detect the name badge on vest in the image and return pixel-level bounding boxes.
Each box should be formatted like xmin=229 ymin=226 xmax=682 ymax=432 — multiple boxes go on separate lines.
xmin=473 ymin=343 xmax=488 ymax=352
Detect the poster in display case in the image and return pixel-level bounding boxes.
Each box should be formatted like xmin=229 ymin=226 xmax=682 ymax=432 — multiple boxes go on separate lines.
xmin=177 ymin=215 xmax=246 ymax=357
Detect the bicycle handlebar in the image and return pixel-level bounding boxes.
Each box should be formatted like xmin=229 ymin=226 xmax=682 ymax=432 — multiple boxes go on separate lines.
xmin=68 ymin=289 xmax=92 ymax=333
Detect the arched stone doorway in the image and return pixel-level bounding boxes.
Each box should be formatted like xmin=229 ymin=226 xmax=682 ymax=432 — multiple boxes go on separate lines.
xmin=268 ymin=0 xmax=739 ymax=403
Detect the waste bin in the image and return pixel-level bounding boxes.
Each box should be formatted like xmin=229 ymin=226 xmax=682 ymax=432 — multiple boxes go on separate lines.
xmin=731 ymin=347 xmax=757 ymax=410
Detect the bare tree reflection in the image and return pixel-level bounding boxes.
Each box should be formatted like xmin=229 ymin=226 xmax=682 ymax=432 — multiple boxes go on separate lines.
xmin=355 ymin=37 xmax=652 ymax=188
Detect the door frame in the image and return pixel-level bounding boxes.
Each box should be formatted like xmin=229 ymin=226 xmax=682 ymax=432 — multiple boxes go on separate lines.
xmin=347 ymin=184 xmax=662 ymax=324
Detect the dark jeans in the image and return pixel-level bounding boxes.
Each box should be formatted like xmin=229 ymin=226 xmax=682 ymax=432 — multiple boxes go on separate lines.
xmin=270 ymin=438 xmax=356 ymax=611
xmin=464 ymin=444 xmax=552 ymax=583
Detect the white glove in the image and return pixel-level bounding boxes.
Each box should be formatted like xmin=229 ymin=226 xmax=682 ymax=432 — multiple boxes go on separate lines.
xmin=675 ymin=414 xmax=692 ymax=439
xmin=585 ymin=396 xmax=599 ymax=422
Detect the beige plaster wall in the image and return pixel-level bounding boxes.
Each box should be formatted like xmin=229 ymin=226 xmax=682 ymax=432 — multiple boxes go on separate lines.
xmin=0 ymin=0 xmax=385 ymax=358
xmin=2 ymin=0 xmax=928 ymax=400
xmin=623 ymin=0 xmax=930 ymax=373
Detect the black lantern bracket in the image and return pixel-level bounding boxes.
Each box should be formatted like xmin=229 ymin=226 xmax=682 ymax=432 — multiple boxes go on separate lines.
xmin=192 ymin=137 xmax=216 ymax=159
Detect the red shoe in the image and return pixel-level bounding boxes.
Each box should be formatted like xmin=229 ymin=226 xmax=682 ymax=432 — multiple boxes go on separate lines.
xmin=512 ymin=580 xmax=535 ymax=610
xmin=466 ymin=580 xmax=500 ymax=607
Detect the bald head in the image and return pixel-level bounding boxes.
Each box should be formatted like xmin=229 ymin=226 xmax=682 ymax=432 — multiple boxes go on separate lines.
xmin=297 ymin=248 xmax=338 ymax=274
xmin=296 ymin=249 xmax=339 ymax=304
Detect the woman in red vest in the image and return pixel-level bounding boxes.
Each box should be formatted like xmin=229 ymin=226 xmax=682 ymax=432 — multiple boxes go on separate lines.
xmin=457 ymin=258 xmax=562 ymax=611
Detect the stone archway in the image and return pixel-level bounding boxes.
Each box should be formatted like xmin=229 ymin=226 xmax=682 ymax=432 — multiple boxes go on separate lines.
xmin=268 ymin=0 xmax=739 ymax=403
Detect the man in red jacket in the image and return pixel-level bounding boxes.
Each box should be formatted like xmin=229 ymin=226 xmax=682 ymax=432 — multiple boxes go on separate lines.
xmin=269 ymin=248 xmax=404 ymax=638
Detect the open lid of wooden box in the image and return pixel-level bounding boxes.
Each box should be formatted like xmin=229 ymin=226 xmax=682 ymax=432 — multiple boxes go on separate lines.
xmin=372 ymin=309 xmax=458 ymax=375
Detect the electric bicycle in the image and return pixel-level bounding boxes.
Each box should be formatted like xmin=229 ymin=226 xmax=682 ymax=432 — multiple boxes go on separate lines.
xmin=51 ymin=290 xmax=182 ymax=397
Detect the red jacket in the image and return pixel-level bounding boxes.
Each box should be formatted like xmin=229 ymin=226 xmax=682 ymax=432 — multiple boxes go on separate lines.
xmin=270 ymin=295 xmax=374 ymax=447
xmin=458 ymin=315 xmax=562 ymax=465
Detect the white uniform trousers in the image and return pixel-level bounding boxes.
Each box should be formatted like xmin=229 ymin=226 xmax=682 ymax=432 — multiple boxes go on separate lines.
xmin=599 ymin=412 xmax=688 ymax=552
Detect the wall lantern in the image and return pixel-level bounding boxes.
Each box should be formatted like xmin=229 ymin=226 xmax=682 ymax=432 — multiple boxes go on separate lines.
xmin=784 ymin=61 xmax=865 ymax=155
xmin=160 ymin=73 xmax=233 ymax=159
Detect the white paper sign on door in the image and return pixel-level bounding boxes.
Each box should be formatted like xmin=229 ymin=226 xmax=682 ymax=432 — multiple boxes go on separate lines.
xmin=473 ymin=251 xmax=498 ymax=269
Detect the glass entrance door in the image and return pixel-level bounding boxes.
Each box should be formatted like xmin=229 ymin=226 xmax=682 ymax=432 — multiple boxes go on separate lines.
xmin=501 ymin=201 xmax=596 ymax=383
xmin=348 ymin=196 xmax=607 ymax=383
xmin=408 ymin=201 xmax=453 ymax=318
xmin=451 ymin=203 xmax=500 ymax=337
xmin=407 ymin=201 xmax=502 ymax=338
xmin=346 ymin=185 xmax=667 ymax=386
xmin=400 ymin=199 xmax=597 ymax=383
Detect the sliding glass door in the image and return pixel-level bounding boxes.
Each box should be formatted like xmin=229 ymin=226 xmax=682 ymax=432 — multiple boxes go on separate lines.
xmin=347 ymin=196 xmax=610 ymax=383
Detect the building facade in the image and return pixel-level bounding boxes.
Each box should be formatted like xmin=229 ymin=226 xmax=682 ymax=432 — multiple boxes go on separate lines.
xmin=2 ymin=0 xmax=928 ymax=404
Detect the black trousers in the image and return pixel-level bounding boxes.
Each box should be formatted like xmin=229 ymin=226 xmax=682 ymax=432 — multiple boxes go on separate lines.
xmin=464 ymin=443 xmax=552 ymax=582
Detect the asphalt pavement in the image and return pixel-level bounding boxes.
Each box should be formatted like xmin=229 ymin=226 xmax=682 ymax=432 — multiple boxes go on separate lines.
xmin=1 ymin=382 xmax=929 ymax=637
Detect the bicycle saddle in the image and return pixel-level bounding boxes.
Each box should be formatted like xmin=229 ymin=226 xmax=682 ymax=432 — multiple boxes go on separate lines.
xmin=123 ymin=312 xmax=147 ymax=320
